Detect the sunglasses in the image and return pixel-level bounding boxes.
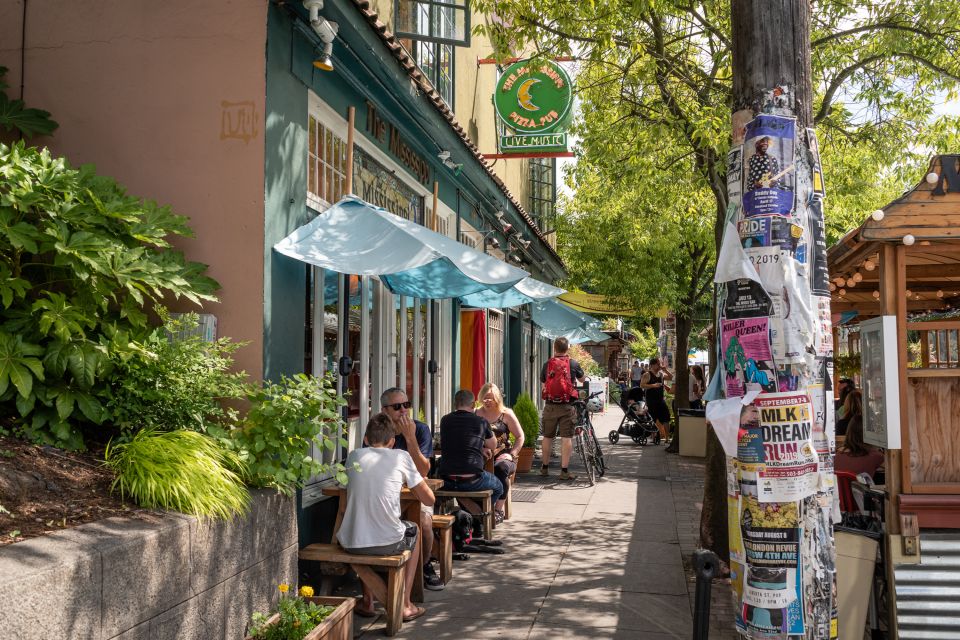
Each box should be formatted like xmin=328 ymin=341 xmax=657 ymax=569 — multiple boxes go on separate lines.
xmin=387 ymin=401 xmax=412 ymax=410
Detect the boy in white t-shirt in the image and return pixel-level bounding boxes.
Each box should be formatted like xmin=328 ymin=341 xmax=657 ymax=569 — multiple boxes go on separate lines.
xmin=338 ymin=413 xmax=435 ymax=622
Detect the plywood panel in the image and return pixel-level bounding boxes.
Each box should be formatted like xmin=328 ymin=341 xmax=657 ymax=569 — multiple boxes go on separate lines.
xmin=908 ymin=377 xmax=960 ymax=484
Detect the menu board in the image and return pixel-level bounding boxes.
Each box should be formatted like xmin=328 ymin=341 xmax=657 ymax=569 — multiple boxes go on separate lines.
xmin=859 ymin=316 xmax=901 ymax=449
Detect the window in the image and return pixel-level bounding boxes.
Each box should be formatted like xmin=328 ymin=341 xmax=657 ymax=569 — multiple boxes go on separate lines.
xmin=395 ymin=0 xmax=470 ymax=47
xmin=409 ymin=40 xmax=455 ymax=107
xmin=529 ymin=157 xmax=556 ymax=230
xmin=307 ymin=114 xmax=348 ymax=207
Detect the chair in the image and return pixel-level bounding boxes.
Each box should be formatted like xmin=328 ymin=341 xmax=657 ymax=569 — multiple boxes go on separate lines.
xmin=836 ymin=470 xmax=858 ymax=513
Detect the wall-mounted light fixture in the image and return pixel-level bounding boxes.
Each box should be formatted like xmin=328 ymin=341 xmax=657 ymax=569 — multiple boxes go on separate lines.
xmin=436 ymin=150 xmax=463 ymax=176
xmin=516 ymin=237 xmax=531 ymax=250
xmin=304 ymin=0 xmax=338 ymax=71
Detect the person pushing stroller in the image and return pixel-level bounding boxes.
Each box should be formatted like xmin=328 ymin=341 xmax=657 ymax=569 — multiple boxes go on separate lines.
xmin=640 ymin=358 xmax=673 ymax=443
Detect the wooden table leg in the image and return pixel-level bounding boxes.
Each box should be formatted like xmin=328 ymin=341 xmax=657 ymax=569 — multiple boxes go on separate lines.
xmin=403 ymin=500 xmax=425 ymax=603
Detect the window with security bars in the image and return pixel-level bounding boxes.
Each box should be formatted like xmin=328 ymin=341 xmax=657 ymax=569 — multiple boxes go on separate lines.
xmin=307 ymin=115 xmax=348 ymax=207
xmin=529 ymin=157 xmax=557 ymax=231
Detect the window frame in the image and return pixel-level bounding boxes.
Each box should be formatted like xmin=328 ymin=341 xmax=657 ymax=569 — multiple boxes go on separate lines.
xmin=394 ymin=0 xmax=471 ymax=48
xmin=409 ymin=39 xmax=456 ymax=109
xmin=529 ymin=157 xmax=557 ymax=230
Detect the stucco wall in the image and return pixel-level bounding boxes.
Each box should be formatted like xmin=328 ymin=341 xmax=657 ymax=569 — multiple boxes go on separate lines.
xmin=0 ymin=490 xmax=297 ymax=640
xmin=0 ymin=0 xmax=268 ymax=379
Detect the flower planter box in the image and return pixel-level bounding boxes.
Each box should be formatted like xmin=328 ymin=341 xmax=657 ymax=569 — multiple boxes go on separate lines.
xmin=245 ymin=596 xmax=355 ymax=640
xmin=516 ymin=447 xmax=535 ymax=473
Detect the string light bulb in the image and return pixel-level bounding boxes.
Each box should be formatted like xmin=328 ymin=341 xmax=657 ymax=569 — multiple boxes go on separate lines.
xmin=872 ymin=290 xmax=880 ymax=299
xmin=906 ymin=289 xmax=913 ymax=298
xmin=903 ymin=234 xmax=916 ymax=246
xmin=871 ymin=209 xmax=885 ymax=221
xmin=829 ymin=282 xmax=836 ymax=292
xmin=937 ymin=290 xmax=945 ymax=298
xmin=852 ymin=272 xmax=863 ymax=283
xmin=927 ymin=172 xmax=940 ymax=184
xmin=839 ymin=289 xmax=846 ymax=296
xmin=834 ymin=276 xmax=846 ymax=286
xmin=846 ymin=278 xmax=856 ymax=287
xmin=863 ymin=260 xmax=875 ymax=271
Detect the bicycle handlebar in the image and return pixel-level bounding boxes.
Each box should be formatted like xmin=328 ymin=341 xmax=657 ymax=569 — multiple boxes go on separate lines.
xmin=573 ymin=390 xmax=604 ymax=404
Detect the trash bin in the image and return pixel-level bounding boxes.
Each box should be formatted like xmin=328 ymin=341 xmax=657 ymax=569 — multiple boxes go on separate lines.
xmin=836 ymin=530 xmax=878 ymax=640
xmin=677 ymin=408 xmax=707 ymax=457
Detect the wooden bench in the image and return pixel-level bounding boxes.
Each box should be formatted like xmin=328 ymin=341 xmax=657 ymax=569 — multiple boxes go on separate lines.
xmin=434 ymin=489 xmax=494 ymax=540
xmin=431 ymin=514 xmax=455 ymax=585
xmin=299 ymin=543 xmax=410 ymax=637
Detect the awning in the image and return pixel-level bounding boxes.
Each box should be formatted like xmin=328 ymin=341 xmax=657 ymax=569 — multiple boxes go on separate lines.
xmin=531 ymin=299 xmax=603 ymax=338
xmin=459 ymin=276 xmax=565 ymax=309
xmin=274 ymin=195 xmax=528 ymax=299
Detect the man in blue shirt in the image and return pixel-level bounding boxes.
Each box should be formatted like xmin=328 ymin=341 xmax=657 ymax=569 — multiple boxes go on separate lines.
xmin=379 ymin=388 xmax=443 ymax=590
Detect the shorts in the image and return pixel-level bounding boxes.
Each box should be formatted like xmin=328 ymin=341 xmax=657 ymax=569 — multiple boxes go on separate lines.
xmin=648 ymin=401 xmax=671 ymax=425
xmin=541 ymin=402 xmax=576 ymax=438
xmin=345 ymin=520 xmax=418 ymax=555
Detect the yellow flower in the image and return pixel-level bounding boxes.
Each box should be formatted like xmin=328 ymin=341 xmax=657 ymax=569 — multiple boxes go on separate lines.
xmin=299 ymin=585 xmax=315 ymax=597
xmin=278 ymin=583 xmax=290 ymax=593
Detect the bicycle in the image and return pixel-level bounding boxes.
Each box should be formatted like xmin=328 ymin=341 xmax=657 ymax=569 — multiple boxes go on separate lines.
xmin=573 ymin=391 xmax=606 ymax=485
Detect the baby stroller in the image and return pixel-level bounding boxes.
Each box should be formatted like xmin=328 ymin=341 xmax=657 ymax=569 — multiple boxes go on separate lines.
xmin=610 ymin=389 xmax=661 ymax=445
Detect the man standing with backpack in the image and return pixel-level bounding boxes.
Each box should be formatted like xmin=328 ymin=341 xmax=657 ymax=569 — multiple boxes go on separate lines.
xmin=540 ymin=337 xmax=585 ymax=480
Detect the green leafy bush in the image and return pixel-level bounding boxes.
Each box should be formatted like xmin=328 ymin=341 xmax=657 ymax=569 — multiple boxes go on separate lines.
xmin=221 ymin=373 xmax=348 ymax=494
xmin=108 ymin=313 xmax=249 ymax=434
xmin=104 ymin=429 xmax=249 ymax=519
xmin=0 ymin=142 xmax=218 ymax=448
xmin=513 ymin=392 xmax=540 ymax=448
xmin=569 ymin=343 xmax=602 ymax=376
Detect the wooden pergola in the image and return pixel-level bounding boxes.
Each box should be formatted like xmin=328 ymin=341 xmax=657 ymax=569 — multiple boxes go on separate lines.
xmin=828 ymin=154 xmax=960 ymax=533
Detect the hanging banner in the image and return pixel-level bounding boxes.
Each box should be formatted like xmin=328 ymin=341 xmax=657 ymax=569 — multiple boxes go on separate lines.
xmin=742 ymin=115 xmax=797 ymax=217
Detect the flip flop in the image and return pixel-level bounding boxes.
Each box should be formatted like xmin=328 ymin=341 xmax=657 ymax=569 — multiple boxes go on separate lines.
xmin=402 ymin=606 xmax=426 ymax=622
xmin=355 ymin=607 xmax=379 ymax=618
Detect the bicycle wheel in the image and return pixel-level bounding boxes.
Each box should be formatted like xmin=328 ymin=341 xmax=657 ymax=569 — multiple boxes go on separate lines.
xmin=575 ymin=429 xmax=596 ymax=486
xmin=589 ymin=421 xmax=606 ymax=477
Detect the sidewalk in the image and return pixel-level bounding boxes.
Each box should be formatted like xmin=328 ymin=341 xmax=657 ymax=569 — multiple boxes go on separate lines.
xmin=347 ymin=406 xmax=738 ymax=639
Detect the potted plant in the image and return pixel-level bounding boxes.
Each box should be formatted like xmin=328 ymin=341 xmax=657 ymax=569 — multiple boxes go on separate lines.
xmin=512 ymin=392 xmax=540 ymax=473
xmin=246 ymin=584 xmax=354 ymax=640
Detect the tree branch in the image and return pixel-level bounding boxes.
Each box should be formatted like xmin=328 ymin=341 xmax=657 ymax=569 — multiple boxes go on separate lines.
xmin=812 ymin=21 xmax=949 ymax=49
xmin=813 ymin=54 xmax=885 ymax=125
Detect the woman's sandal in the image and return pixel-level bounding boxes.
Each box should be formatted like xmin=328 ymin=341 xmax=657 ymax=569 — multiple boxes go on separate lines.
xmin=403 ymin=606 xmax=427 ymax=622
xmin=494 ymin=510 xmax=505 ymax=525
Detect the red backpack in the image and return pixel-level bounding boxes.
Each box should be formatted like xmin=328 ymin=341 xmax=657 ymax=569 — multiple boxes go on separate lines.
xmin=543 ymin=355 xmax=576 ymax=403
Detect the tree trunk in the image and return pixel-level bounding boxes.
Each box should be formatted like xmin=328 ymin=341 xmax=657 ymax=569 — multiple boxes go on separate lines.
xmin=666 ymin=311 xmax=691 ymax=453
xmin=717 ymin=2 xmax=835 ymax=638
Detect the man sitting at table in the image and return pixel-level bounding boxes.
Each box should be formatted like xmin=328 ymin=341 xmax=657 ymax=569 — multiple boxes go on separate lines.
xmin=438 ymin=389 xmax=504 ymax=512
xmin=338 ymin=413 xmax=434 ymax=622
xmin=379 ymin=387 xmax=443 ymax=591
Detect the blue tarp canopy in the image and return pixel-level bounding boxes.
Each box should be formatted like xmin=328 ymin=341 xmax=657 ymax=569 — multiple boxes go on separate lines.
xmin=275 ymin=196 xmax=529 ymax=299
xmin=531 ymin=299 xmax=608 ymax=343
xmin=459 ymin=277 xmax=565 ymax=309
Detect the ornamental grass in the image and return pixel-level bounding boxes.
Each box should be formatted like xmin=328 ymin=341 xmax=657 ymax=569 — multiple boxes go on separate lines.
xmin=104 ymin=429 xmax=249 ymax=519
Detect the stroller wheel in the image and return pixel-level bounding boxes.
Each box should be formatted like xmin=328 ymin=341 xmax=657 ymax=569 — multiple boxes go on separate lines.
xmin=633 ymin=436 xmax=646 ymax=445
xmin=608 ymin=431 xmax=620 ymax=444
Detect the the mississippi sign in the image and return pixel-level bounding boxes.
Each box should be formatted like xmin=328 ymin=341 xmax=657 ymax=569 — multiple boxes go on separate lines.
xmin=494 ymin=59 xmax=573 ymax=137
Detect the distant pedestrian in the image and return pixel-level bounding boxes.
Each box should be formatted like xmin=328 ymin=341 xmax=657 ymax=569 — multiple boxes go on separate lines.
xmin=540 ymin=337 xmax=585 ymax=480
xmin=689 ymin=364 xmax=706 ymax=410
xmin=630 ymin=359 xmax=643 ymax=388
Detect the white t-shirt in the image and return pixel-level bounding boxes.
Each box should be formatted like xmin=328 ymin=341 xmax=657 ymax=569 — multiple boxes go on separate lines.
xmin=336 ymin=447 xmax=424 ymax=549
xmin=631 ymin=364 xmax=643 ymax=381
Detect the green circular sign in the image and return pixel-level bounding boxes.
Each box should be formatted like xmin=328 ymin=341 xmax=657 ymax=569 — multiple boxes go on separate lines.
xmin=494 ymin=59 xmax=573 ymax=135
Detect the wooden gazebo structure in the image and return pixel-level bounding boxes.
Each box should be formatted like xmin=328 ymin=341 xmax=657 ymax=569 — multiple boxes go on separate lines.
xmin=829 ymin=155 xmax=960 ymax=519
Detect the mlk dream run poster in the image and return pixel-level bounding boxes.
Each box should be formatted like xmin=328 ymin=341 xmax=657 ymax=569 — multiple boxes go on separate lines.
xmin=742 ymin=115 xmax=796 ymax=218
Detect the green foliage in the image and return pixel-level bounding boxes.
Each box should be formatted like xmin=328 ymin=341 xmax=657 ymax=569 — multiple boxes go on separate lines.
xmin=0 ymin=142 xmax=218 ymax=448
xmin=104 ymin=429 xmax=249 ymax=519
xmin=607 ymin=380 xmax=621 ymax=405
xmin=512 ymin=392 xmax=540 ymax=448
xmin=629 ymin=326 xmax=660 ymax=362
xmin=0 ymin=67 xmax=58 ymax=138
xmin=221 ymin=373 xmax=348 ymax=494
xmin=568 ymin=343 xmax=602 ymax=377
xmin=248 ymin=590 xmax=336 ymax=640
xmin=833 ymin=352 xmax=861 ymax=379
xmin=108 ymin=313 xmax=248 ymax=434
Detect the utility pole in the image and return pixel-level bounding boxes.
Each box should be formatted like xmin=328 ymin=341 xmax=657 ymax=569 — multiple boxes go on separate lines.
xmin=718 ymin=1 xmax=837 ymax=637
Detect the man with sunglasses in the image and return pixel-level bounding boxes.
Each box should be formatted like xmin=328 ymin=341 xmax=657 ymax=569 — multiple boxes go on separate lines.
xmin=379 ymin=388 xmax=443 ymax=590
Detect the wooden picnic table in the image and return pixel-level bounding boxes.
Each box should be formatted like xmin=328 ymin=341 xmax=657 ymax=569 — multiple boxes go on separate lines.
xmin=322 ymin=477 xmax=444 ymax=603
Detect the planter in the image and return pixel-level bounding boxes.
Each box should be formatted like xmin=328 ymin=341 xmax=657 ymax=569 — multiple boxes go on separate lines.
xmin=246 ymin=596 xmax=355 ymax=640
xmin=516 ymin=447 xmax=535 ymax=473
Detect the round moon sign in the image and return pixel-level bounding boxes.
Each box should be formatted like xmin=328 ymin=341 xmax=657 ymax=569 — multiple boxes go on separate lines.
xmin=494 ymin=59 xmax=573 ymax=135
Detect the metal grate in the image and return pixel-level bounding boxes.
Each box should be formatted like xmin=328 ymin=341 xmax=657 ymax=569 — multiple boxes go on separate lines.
xmin=895 ymin=532 xmax=960 ymax=639
xmin=511 ymin=489 xmax=542 ymax=503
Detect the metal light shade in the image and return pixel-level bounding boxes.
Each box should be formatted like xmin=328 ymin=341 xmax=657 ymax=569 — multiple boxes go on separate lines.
xmin=313 ymin=54 xmax=334 ymax=71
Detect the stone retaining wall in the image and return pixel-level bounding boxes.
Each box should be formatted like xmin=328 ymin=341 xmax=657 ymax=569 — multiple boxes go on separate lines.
xmin=0 ymin=490 xmax=297 ymax=640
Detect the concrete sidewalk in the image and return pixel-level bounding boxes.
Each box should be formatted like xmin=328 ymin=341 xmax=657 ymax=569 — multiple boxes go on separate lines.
xmin=348 ymin=406 xmax=736 ymax=639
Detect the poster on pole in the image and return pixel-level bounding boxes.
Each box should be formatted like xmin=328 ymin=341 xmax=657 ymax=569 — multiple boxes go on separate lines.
xmin=755 ymin=392 xmax=820 ymax=502
xmin=742 ymin=115 xmax=797 ymax=218
xmin=728 ymin=145 xmax=744 ymax=203
xmin=807 ymin=127 xmax=826 ymax=199
xmin=722 ymin=318 xmax=778 ymax=396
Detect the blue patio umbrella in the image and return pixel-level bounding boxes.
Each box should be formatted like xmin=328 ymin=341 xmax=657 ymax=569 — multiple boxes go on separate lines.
xmin=275 ymin=195 xmax=528 ymax=299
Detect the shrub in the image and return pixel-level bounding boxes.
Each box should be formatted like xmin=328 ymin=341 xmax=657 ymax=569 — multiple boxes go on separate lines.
xmin=248 ymin=584 xmax=336 ymax=640
xmin=0 ymin=142 xmax=218 ymax=449
xmin=568 ymin=343 xmax=602 ymax=377
xmin=513 ymin=392 xmax=540 ymax=448
xmin=108 ymin=313 xmax=249 ymax=434
xmin=104 ymin=429 xmax=249 ymax=519
xmin=220 ymin=373 xmax=348 ymax=494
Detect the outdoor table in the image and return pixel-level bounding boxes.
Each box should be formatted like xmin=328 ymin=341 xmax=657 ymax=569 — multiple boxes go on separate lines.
xmin=322 ymin=477 xmax=444 ymax=603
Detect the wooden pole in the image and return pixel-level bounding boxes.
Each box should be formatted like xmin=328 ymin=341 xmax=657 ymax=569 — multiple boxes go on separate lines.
xmin=345 ymin=106 xmax=355 ymax=195
xmin=431 ymin=181 xmax=440 ymax=232
xmin=725 ymin=2 xmax=835 ymax=637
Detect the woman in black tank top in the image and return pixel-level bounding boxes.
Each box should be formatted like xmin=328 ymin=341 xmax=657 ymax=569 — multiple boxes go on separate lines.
xmin=476 ymin=382 xmax=524 ymax=523
xmin=641 ymin=359 xmax=673 ymax=441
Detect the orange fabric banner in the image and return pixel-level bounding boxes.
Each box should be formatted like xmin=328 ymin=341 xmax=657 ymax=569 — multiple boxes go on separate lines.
xmin=459 ymin=309 xmax=487 ymax=396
